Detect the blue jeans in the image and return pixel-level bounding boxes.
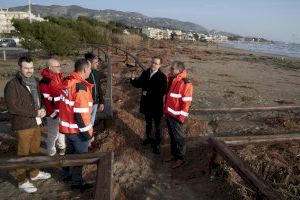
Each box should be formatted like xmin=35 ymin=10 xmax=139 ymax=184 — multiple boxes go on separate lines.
xmin=91 ymin=104 xmax=98 ymax=126
xmin=62 ymin=134 xmax=89 ymax=186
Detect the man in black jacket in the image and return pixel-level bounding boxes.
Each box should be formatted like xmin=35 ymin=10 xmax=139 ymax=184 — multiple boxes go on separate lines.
xmin=85 ymin=52 xmax=105 ymax=146
xmin=131 ymin=56 xmax=167 ymax=154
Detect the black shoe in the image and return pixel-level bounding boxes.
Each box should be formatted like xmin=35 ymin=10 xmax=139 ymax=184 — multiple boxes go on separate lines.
xmin=172 ymin=159 xmax=186 ymax=169
xmin=142 ymin=138 xmax=153 ymax=146
xmin=152 ymin=145 xmax=160 ymax=154
xmin=62 ymin=175 xmax=72 ymax=182
xmin=164 ymin=156 xmax=177 ymax=162
xmin=71 ymin=183 xmax=94 ymax=191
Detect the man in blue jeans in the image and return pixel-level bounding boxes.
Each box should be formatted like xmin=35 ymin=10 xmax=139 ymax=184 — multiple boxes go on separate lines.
xmin=85 ymin=52 xmax=105 ymax=146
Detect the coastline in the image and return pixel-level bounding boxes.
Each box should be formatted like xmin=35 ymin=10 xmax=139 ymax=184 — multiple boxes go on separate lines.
xmin=220 ymin=41 xmax=300 ymax=60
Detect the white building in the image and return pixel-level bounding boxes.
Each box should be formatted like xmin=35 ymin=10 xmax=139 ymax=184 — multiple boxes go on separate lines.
xmin=142 ymin=27 xmax=164 ymax=40
xmin=183 ymin=32 xmax=196 ymax=41
xmin=0 ymin=8 xmax=44 ymax=33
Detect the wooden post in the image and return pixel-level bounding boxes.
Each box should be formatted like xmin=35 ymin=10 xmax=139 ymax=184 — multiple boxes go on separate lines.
xmin=95 ymin=152 xmax=114 ymax=200
xmin=3 ymin=50 xmax=6 ymax=61
xmin=125 ymin=52 xmax=128 ymax=62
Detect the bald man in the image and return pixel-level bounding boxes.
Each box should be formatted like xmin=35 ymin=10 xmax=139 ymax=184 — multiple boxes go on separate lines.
xmin=39 ymin=59 xmax=66 ymax=156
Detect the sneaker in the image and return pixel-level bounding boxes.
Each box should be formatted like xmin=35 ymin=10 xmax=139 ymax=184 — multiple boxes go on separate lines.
xmin=18 ymin=181 xmax=37 ymax=193
xmin=57 ymin=148 xmax=65 ymax=156
xmin=47 ymin=148 xmax=56 ymax=156
xmin=31 ymin=171 xmax=51 ymax=181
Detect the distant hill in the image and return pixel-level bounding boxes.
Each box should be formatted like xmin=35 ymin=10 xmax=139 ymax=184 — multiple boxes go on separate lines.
xmin=209 ymin=29 xmax=241 ymax=38
xmin=10 ymin=5 xmax=208 ymax=33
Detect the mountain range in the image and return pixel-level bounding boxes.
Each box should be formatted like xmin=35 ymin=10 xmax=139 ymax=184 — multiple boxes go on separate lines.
xmin=10 ymin=5 xmax=209 ymax=33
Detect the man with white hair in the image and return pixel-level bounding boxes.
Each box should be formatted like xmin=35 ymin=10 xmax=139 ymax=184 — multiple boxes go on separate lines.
xmin=164 ymin=61 xmax=193 ymax=168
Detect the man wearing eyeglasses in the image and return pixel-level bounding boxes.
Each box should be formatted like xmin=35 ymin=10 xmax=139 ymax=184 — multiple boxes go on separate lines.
xmin=131 ymin=56 xmax=167 ymax=154
xmin=39 ymin=58 xmax=66 ymax=156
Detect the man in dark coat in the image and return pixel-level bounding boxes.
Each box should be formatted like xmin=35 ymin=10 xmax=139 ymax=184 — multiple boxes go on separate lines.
xmin=85 ymin=52 xmax=105 ymax=147
xmin=4 ymin=56 xmax=51 ymax=193
xmin=130 ymin=56 xmax=167 ymax=154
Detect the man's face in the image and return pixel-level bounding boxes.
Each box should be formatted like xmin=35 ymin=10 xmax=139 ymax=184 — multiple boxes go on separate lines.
xmin=84 ymin=62 xmax=92 ymax=79
xmin=49 ymin=60 xmax=61 ymax=74
xmin=150 ymin=58 xmax=161 ymax=71
xmin=21 ymin=62 xmax=34 ymax=78
xmin=91 ymin=58 xmax=99 ymax=70
xmin=170 ymin=65 xmax=180 ymax=76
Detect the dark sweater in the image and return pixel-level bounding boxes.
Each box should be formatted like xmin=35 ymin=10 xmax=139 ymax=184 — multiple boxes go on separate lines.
xmin=130 ymin=68 xmax=167 ymax=117
xmin=86 ymin=69 xmax=104 ymax=105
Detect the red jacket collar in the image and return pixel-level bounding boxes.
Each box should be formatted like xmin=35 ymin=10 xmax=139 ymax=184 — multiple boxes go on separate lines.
xmin=168 ymin=70 xmax=187 ymax=81
xmin=40 ymin=67 xmax=63 ymax=81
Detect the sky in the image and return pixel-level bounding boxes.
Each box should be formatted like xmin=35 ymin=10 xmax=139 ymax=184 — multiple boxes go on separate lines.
xmin=1 ymin=0 xmax=300 ymax=43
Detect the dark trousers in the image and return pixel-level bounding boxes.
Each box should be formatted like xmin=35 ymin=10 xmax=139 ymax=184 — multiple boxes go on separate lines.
xmin=166 ymin=116 xmax=186 ymax=160
xmin=63 ymin=134 xmax=89 ymax=186
xmin=145 ymin=114 xmax=162 ymax=146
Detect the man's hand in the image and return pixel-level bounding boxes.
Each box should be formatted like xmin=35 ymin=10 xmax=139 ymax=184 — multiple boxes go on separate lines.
xmin=98 ymin=104 xmax=104 ymax=112
xmin=131 ymin=71 xmax=136 ymax=80
xmin=37 ymin=108 xmax=46 ymax=118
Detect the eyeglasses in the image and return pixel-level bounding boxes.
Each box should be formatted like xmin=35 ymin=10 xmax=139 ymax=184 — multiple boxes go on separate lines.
xmin=151 ymin=62 xmax=160 ymax=65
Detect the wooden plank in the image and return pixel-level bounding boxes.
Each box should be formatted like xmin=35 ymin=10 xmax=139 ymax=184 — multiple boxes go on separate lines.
xmin=208 ymin=137 xmax=282 ymax=200
xmin=191 ymin=105 xmax=300 ymax=114
xmin=218 ymin=133 xmax=300 ymax=146
xmin=0 ymin=152 xmax=108 ymax=170
xmin=95 ymin=152 xmax=114 ymax=200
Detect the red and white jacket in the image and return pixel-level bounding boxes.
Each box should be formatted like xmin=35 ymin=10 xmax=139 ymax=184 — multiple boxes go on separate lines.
xmin=164 ymin=70 xmax=193 ymax=123
xmin=39 ymin=68 xmax=63 ymax=118
xmin=59 ymin=72 xmax=93 ymax=136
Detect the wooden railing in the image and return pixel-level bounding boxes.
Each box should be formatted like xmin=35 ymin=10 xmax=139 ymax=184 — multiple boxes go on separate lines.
xmin=106 ymin=45 xmax=147 ymax=71
xmin=0 ymin=152 xmax=114 ymax=200
xmin=191 ymin=105 xmax=300 ymax=114
xmin=208 ymin=137 xmax=282 ymax=200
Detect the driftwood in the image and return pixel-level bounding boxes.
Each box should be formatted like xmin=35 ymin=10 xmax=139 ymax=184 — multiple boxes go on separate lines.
xmin=208 ymin=137 xmax=282 ymax=200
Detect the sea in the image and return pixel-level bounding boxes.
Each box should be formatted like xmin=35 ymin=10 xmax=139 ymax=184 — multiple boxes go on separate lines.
xmin=221 ymin=41 xmax=300 ymax=58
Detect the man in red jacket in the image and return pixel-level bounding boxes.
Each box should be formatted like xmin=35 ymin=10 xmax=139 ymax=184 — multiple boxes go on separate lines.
xmin=164 ymin=61 xmax=193 ymax=168
xmin=39 ymin=58 xmax=65 ymax=156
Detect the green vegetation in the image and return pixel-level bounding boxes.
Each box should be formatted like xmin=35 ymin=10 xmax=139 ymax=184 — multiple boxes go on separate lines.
xmin=11 ymin=16 xmax=138 ymax=56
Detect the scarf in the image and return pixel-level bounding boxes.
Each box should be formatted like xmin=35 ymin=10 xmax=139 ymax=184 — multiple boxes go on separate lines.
xmin=18 ymin=71 xmax=40 ymax=109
